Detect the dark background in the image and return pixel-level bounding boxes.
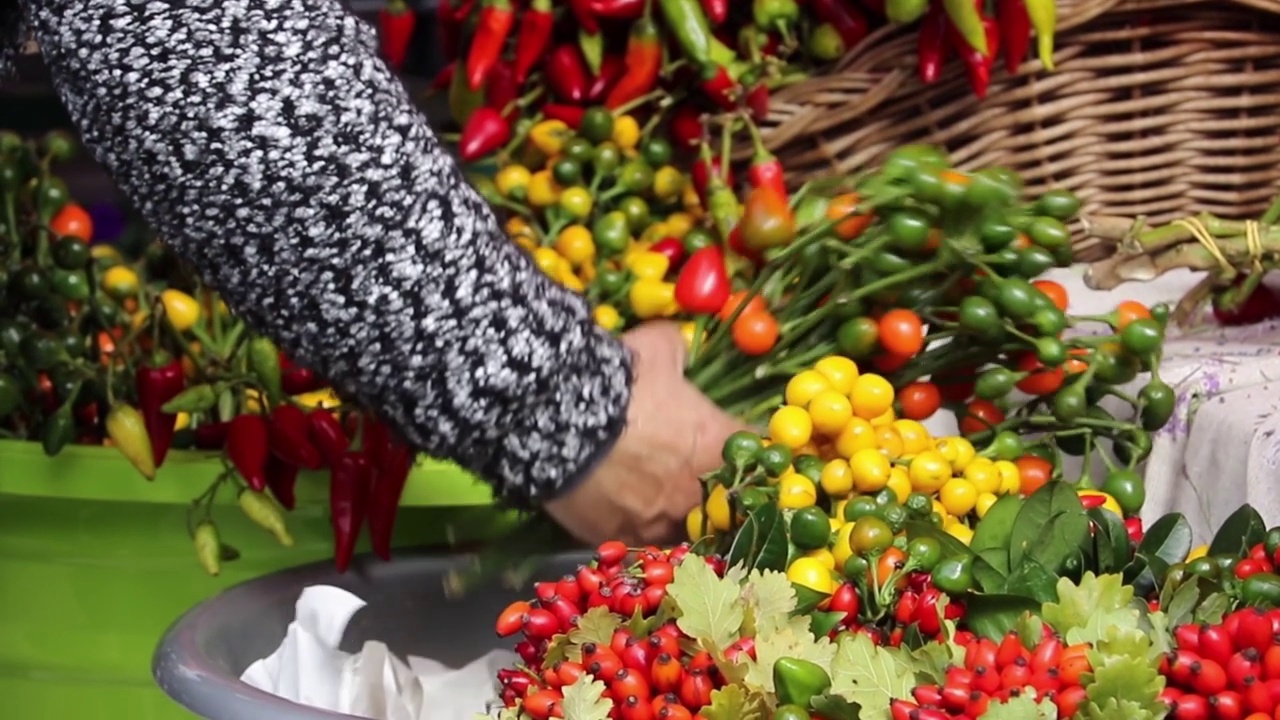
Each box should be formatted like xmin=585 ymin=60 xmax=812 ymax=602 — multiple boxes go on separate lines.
xmin=0 ymin=1 xmax=452 ymax=214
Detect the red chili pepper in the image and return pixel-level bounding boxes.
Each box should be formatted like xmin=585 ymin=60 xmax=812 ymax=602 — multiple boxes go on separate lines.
xmin=466 ymin=0 xmax=515 ymax=91
xmin=811 ymin=0 xmax=870 ymax=48
xmin=744 ymin=120 xmax=787 ymax=198
xmin=700 ymin=0 xmax=729 ymax=25
xmin=486 ymin=62 xmax=520 ymax=120
xmin=605 ymin=17 xmax=662 ymax=109
xmin=650 ymin=238 xmax=687 ymax=269
xmin=278 ymin=352 xmax=321 ymax=395
xmin=674 ymin=247 xmax=731 ymax=315
xmin=430 ymin=62 xmax=455 ymax=92
xmin=194 ymin=422 xmax=229 ymax=450
xmin=330 ymin=451 xmax=372 ymax=573
xmin=368 ymin=439 xmax=414 ymax=561
xmin=436 ymin=0 xmax=459 ymax=60
xmin=512 ymin=0 xmax=554 ymax=84
xmin=378 ymin=0 xmax=417 ymax=72
xmin=265 ymin=454 xmax=300 ymax=511
xmin=744 ymin=83 xmax=770 ymax=122
xmin=568 ymin=0 xmax=600 ymax=33
xmin=669 ymin=103 xmax=705 ymax=149
xmin=949 ymin=14 xmax=1000 ymax=99
xmin=459 ymin=107 xmax=512 ymax=162
xmin=997 ymin=0 xmax=1032 ymax=74
xmin=307 ymin=409 xmax=350 ymax=467
xmin=699 ymin=64 xmax=737 ymax=111
xmin=917 ymin=3 xmax=950 ymax=84
xmin=692 ymin=155 xmax=733 ymax=206
xmin=227 ymin=414 xmax=271 ymax=492
xmin=590 ymin=0 xmax=646 ymax=19
xmin=546 ymin=44 xmax=591 ymax=102
xmin=451 ymin=0 xmax=476 ymax=21
xmin=589 ymin=54 xmax=626 ymax=103
xmin=542 ymin=103 xmax=586 ymax=129
xmin=269 ymin=404 xmax=325 ymax=470
xmin=362 ymin=415 xmax=392 ymax=460
xmin=135 ymin=358 xmax=185 ymax=467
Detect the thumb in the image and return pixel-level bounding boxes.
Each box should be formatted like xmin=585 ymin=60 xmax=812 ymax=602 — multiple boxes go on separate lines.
xmin=682 ymin=379 xmax=752 ymax=473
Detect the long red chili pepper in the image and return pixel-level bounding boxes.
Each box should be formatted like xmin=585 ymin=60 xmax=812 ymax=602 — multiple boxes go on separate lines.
xmin=605 ymin=17 xmax=662 ymax=109
xmin=568 ymin=0 xmax=600 ymax=33
xmin=811 ymin=0 xmax=870 ymax=48
xmin=307 ymin=409 xmax=350 ymax=467
xmin=588 ymin=54 xmax=626 ymax=103
xmin=459 ymin=107 xmax=512 ymax=162
xmin=279 ymin=352 xmax=321 ymax=395
xmin=466 ymin=0 xmax=515 ymax=91
xmin=997 ymin=0 xmax=1032 ymax=74
xmin=368 ymin=440 xmax=414 ymax=561
xmin=330 ymin=451 xmax=372 ymax=573
xmin=701 ymin=0 xmax=729 ymax=25
xmin=949 ymin=15 xmax=1000 ymax=99
xmin=486 ymin=62 xmax=520 ymax=120
xmin=744 ymin=121 xmax=788 ymax=198
xmin=194 ymin=422 xmax=229 ymax=450
xmin=512 ymin=0 xmax=554 ymax=84
xmin=362 ymin=415 xmax=391 ymax=460
xmin=135 ymin=358 xmax=185 ymax=467
xmin=268 ymin=404 xmax=325 ymax=470
xmin=674 ymin=247 xmax=732 ymax=315
xmin=700 ymin=64 xmax=738 ymax=111
xmin=430 ymin=62 xmax=455 ymax=92
xmin=670 ymin=103 xmax=705 ymax=148
xmin=545 ymin=44 xmax=591 ymax=102
xmin=227 ymin=414 xmax=271 ymax=492
xmin=378 ymin=0 xmax=417 ymax=72
xmin=265 ymin=454 xmax=300 ymax=511
xmin=744 ymin=83 xmax=770 ymax=122
xmin=917 ymin=3 xmax=950 ymax=84
xmin=543 ymin=103 xmax=586 ymax=129
xmin=650 ymin=238 xmax=686 ymax=268
xmin=590 ymin=0 xmax=646 ymax=19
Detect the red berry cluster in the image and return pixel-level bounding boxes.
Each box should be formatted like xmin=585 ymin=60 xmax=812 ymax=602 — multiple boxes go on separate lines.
xmin=1161 ymin=608 xmax=1280 ymax=719
xmin=492 ymin=542 xmax=738 ymax=719
xmin=893 ymin=626 xmax=1093 ymax=719
xmin=888 ymin=576 xmax=966 ymax=644
xmin=1234 ymin=543 xmax=1280 ymax=582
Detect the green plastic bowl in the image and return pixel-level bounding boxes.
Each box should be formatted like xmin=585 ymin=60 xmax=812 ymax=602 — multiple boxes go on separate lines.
xmin=0 ymin=440 xmax=514 ymax=719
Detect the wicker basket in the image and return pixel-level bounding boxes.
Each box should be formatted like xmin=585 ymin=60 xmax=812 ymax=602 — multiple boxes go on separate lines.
xmin=753 ymin=0 xmax=1280 ymax=261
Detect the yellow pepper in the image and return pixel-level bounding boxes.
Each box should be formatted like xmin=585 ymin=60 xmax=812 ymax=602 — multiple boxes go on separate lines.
xmin=531 ymin=247 xmax=565 ymax=277
xmin=652 ymin=166 xmax=687 ymax=203
xmin=101 ymin=265 xmax=139 ymax=299
xmin=559 ymin=268 xmax=585 ymax=293
xmin=513 ymin=235 xmax=538 ymax=252
xmin=682 ymin=183 xmax=703 ymax=213
xmin=594 ymin=304 xmax=623 ymax=331
xmin=640 ymin=221 xmax=671 ymax=244
xmin=625 ymin=251 xmax=670 ymax=281
xmin=526 ymin=170 xmax=561 ymax=208
xmin=160 ymin=289 xmax=201 ymax=332
xmin=90 ymin=244 xmax=122 ymax=262
xmin=174 ymin=412 xmax=191 ymax=431
xmin=612 ymin=115 xmax=641 ymax=150
xmin=528 ymin=119 xmax=572 ymax=156
xmin=293 ymin=388 xmax=342 ymax=409
xmin=494 ymin=165 xmax=532 ymax=199
xmin=555 ymin=225 xmax=596 ymax=266
xmin=629 ymin=278 xmax=677 ymax=319
xmin=665 ymin=212 xmax=695 ymax=239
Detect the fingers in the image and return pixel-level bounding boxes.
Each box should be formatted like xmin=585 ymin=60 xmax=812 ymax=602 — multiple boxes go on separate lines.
xmin=621 ymin=321 xmax=688 ymax=374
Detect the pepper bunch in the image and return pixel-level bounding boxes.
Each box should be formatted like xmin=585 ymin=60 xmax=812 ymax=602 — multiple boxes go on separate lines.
xmin=912 ymin=0 xmax=1057 ymax=98
xmin=0 ymin=132 xmax=421 ymax=576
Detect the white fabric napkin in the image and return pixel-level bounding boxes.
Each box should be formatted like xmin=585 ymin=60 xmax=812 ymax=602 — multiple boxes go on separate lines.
xmin=240 ymin=585 xmax=515 ymax=720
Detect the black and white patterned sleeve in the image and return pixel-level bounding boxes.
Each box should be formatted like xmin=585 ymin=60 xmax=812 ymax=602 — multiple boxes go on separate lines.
xmin=14 ymin=0 xmax=634 ymax=505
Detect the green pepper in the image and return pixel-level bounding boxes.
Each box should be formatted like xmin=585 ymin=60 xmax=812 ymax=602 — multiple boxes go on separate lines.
xmin=617 ymin=196 xmax=651 ymax=233
xmin=580 ymin=107 xmax=615 ymax=145
xmin=0 ymin=319 xmax=26 ymax=360
xmin=974 ymin=367 xmax=1017 ymax=400
xmin=987 ymin=430 xmax=1024 ymax=460
xmin=1017 ymin=246 xmax=1057 ymax=277
xmin=658 ymin=0 xmax=738 ymax=68
xmin=193 ymin=521 xmax=222 ymax=576
xmin=957 ymin=296 xmax=1003 ymax=339
xmin=754 ymin=0 xmax=801 ymax=28
xmin=592 ymin=212 xmax=631 ymax=256
xmin=1051 ymin=385 xmax=1087 ymax=422
xmin=617 ymin=161 xmax=655 ymax=195
xmin=247 ymin=336 xmax=284 ymax=401
xmin=1035 ymin=189 xmax=1079 ymax=220
xmin=593 ymin=143 xmax=622 ymax=176
xmin=551 ymin=158 xmax=582 ymax=187
xmin=50 ymin=236 xmax=90 ymax=270
xmin=162 ymin=383 xmax=220 ymax=414
xmin=1101 ymin=469 xmax=1145 ymax=515
xmin=1112 ymin=428 xmax=1153 ymax=466
xmin=843 ymin=554 xmax=870 ymax=579
xmin=41 ymin=401 xmax=75 ymax=456
xmin=1120 ymin=318 xmax=1164 ymax=357
xmin=773 ymin=657 xmax=832 ymax=708
xmin=50 ymin=269 xmax=90 ymax=301
xmin=906 ymin=536 xmax=942 ymax=572
xmin=1265 ymin=528 xmax=1280 ymax=558
xmin=772 ymin=705 xmax=810 ymax=720
xmin=36 ymin=177 xmax=70 ymax=220
xmin=14 ymin=264 xmax=50 ymax=300
xmin=722 ymin=430 xmax=764 ymax=468
xmin=682 ymin=227 xmax=716 ymax=254
xmin=448 ymin=63 xmax=486 ymax=126
xmin=1241 ymin=573 xmax=1280 ymax=608
xmin=20 ymin=331 xmax=66 ymax=370
xmin=1092 ymin=345 xmax=1141 ymax=385
xmin=1138 ymin=380 xmax=1176 ymax=431
xmin=791 ymin=507 xmax=835 ymax=550
xmin=1185 ymin=556 xmax=1220 ymax=580
xmin=757 ymin=444 xmax=793 ymax=477
xmin=640 ymin=137 xmax=673 ymax=167
xmin=931 ymin=555 xmax=974 ymax=594
xmin=0 ymin=373 xmax=22 ymax=419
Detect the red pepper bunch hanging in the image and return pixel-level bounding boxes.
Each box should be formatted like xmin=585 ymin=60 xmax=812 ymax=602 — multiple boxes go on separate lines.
xmin=914 ymin=0 xmax=1057 ymax=95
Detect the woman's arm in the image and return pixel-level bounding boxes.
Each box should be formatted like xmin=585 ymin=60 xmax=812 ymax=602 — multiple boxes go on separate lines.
xmin=17 ymin=0 xmax=633 ymax=505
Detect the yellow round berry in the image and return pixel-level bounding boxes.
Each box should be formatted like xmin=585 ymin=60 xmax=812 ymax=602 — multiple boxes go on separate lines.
xmin=850 ymin=374 xmax=895 ymax=419
xmin=908 ymin=450 xmax=952 ymax=493
xmin=769 ymin=405 xmax=814 ymax=450
xmin=786 ymin=370 xmax=833 ymax=408
xmin=849 ymin=448 xmax=892 ymax=493
xmin=819 ymin=458 xmax=855 ymax=497
xmin=808 ymin=390 xmax=854 ymax=437
xmin=813 ymin=356 xmax=860 ymax=395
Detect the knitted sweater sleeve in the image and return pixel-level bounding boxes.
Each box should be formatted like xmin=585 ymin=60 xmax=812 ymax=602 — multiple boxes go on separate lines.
xmin=15 ymin=0 xmax=634 ymax=505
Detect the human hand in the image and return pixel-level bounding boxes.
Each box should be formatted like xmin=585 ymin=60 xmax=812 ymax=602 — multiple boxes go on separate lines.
xmin=544 ymin=321 xmax=745 ymax=546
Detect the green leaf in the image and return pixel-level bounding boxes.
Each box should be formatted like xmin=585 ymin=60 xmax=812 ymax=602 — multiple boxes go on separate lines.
xmin=1005 ymin=557 xmax=1061 ymax=604
xmin=560 ymin=676 xmax=614 ymax=720
xmin=980 ymin=692 xmax=1058 ymax=719
xmin=1124 ymin=553 xmax=1168 ymax=599
xmin=961 ymin=593 xmax=1041 ymax=641
xmin=1014 ymin=615 xmax=1046 ymax=651
xmin=1163 ymin=580 xmax=1201 ymax=629
xmin=810 ymin=611 xmax=848 ymax=639
xmin=1043 ymin=573 xmax=1141 ymax=646
xmin=743 ymin=615 xmax=837 ymax=693
xmin=728 ymin=504 xmax=791 ymax=573
xmin=742 ymin=569 xmax=798 ymax=637
xmin=969 ymin=494 xmax=1023 ymax=575
xmin=1210 ymin=504 xmax=1267 ymax=558
xmin=667 ymin=555 xmax=745 ymax=649
xmin=972 ymin=553 xmax=1009 ymax=593
xmin=1138 ymin=513 xmax=1193 ymax=568
xmin=1082 ymin=635 xmax=1167 ymax=719
xmin=1145 ymin=610 xmax=1174 ymax=662
xmin=700 ymin=685 xmax=768 ymax=720
xmin=907 ymin=638 xmax=965 ymax=685
xmin=1088 ymin=508 xmax=1133 ymax=575
xmin=1009 ymin=483 xmax=1084 ymax=572
xmin=569 ymin=607 xmax=622 ymax=649
xmin=793 ymin=583 xmax=832 ymax=614
xmin=810 ymin=694 xmax=862 ymax=720
xmin=905 ymin=521 xmax=973 ymax=560
xmin=828 ymin=633 xmax=915 ymax=718
xmin=1194 ymin=592 xmax=1232 ymax=625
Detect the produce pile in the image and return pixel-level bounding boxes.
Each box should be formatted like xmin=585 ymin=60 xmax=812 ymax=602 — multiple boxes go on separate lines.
xmin=434 ymin=0 xmax=1060 ymax=164
xmin=0 ymin=132 xmax=416 ymax=576
xmin=482 ymin=364 xmax=1280 ymax=719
